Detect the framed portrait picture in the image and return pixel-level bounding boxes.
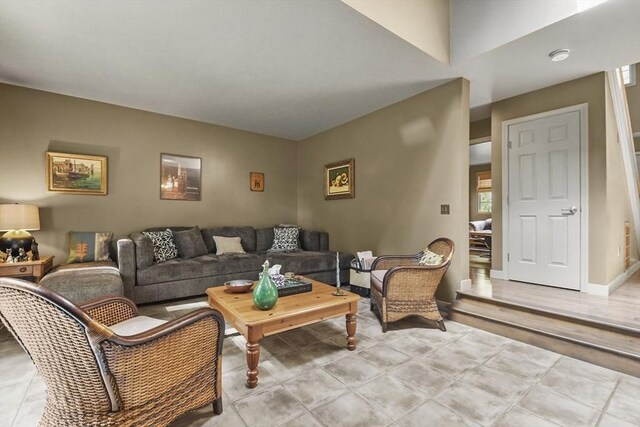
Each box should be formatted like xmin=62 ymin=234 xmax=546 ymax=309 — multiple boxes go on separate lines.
xmin=46 ymin=152 xmax=108 ymax=195
xmin=250 ymin=172 xmax=265 ymax=192
xmin=324 ymin=158 xmax=355 ymax=200
xmin=160 ymin=153 xmax=202 ymax=201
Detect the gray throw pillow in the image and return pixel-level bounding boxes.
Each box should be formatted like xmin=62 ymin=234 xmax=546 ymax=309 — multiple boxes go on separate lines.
xmin=142 ymin=229 xmax=178 ymax=263
xmin=173 ymin=226 xmax=208 ymax=259
xmin=269 ymin=227 xmax=300 ymax=252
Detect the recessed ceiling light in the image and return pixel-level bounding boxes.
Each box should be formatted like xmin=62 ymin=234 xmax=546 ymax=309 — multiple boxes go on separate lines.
xmin=549 ymin=49 xmax=571 ymax=62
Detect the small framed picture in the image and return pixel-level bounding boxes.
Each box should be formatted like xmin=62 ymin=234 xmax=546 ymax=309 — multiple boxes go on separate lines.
xmin=324 ymin=158 xmax=355 ymax=200
xmin=46 ymin=152 xmax=108 ymax=195
xmin=160 ymin=153 xmax=202 ymax=201
xmin=250 ymin=172 xmax=265 ymax=192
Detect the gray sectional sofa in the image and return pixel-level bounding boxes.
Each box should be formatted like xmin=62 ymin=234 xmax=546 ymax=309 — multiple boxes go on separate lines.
xmin=117 ymin=226 xmax=354 ymax=304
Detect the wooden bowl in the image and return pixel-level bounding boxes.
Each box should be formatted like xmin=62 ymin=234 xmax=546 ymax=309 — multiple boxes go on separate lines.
xmin=224 ymin=280 xmax=254 ymax=293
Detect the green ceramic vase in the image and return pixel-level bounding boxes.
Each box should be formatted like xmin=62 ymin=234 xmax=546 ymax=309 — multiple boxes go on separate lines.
xmin=253 ymin=260 xmax=278 ymax=310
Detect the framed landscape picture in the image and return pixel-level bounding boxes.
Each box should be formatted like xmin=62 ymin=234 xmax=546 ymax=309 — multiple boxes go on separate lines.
xmin=160 ymin=153 xmax=202 ymax=201
xmin=324 ymin=158 xmax=355 ymax=200
xmin=46 ymin=152 xmax=108 ymax=195
xmin=250 ymin=172 xmax=264 ymax=192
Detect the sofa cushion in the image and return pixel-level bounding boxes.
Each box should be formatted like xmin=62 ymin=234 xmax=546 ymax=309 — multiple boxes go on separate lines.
xmin=201 ymin=226 xmax=256 ymax=253
xmin=110 ymin=316 xmax=167 ymax=336
xmin=174 ymin=226 xmax=208 ymax=259
xmin=256 ymin=228 xmax=274 ymax=251
xmin=370 ymin=270 xmax=386 ymax=293
xmin=213 ymin=236 xmax=245 ymax=255
xmin=142 ymin=229 xmax=178 ymax=263
xmin=131 ymin=233 xmax=154 ymax=269
xmin=261 ymin=251 xmax=353 ymax=274
xmin=136 ymin=253 xmax=264 ymax=286
xmin=66 ymin=231 xmax=113 ymax=264
xmin=299 ymin=230 xmax=320 ymax=251
xmin=269 ymin=227 xmax=300 ymax=252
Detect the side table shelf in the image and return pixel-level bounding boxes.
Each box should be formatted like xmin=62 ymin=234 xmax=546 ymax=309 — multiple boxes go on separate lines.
xmin=0 ymin=256 xmax=54 ymax=283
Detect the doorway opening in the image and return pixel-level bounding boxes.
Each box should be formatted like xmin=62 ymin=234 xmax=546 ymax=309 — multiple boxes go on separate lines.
xmin=469 ymin=140 xmax=492 ymax=280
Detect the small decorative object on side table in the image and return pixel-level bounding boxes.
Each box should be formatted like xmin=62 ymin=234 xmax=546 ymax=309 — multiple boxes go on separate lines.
xmin=0 ymin=255 xmax=54 ymax=283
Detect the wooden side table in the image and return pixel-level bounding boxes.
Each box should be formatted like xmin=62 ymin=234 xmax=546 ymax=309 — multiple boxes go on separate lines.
xmin=0 ymin=256 xmax=54 ymax=283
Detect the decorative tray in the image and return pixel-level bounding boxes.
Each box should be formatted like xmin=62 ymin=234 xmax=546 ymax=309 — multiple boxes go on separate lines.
xmin=277 ymin=278 xmax=312 ymax=297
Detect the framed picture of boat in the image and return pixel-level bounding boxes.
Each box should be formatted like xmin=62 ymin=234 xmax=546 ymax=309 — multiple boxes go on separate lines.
xmin=46 ymin=152 xmax=108 ymax=195
xmin=324 ymin=158 xmax=354 ymax=200
xmin=160 ymin=153 xmax=202 ymax=201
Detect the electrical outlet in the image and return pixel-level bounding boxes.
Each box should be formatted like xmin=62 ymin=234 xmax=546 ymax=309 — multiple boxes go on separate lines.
xmin=441 ymin=204 xmax=450 ymax=215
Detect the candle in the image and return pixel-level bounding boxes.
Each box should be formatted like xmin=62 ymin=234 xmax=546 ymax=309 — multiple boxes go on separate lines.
xmin=336 ymin=251 xmax=340 ymax=289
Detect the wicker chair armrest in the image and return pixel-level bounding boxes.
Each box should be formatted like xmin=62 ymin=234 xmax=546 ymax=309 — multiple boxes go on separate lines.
xmin=371 ymin=255 xmax=420 ymax=270
xmin=101 ymin=308 xmax=225 ymax=409
xmin=81 ymin=296 xmax=138 ymax=326
xmin=382 ymin=263 xmax=450 ymax=298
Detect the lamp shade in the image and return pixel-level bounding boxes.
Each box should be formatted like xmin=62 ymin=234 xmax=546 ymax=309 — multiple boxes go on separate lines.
xmin=0 ymin=204 xmax=40 ymax=231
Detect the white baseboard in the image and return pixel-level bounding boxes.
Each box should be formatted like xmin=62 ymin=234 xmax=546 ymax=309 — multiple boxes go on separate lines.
xmin=490 ymin=269 xmax=505 ymax=279
xmin=584 ymin=261 xmax=640 ymax=296
xmin=460 ymin=279 xmax=472 ymax=290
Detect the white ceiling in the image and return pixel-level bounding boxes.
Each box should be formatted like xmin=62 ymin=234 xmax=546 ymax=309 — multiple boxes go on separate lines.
xmin=0 ymin=0 xmax=639 ymax=140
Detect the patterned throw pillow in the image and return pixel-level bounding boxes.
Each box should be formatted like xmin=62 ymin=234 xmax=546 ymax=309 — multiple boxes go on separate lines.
xmin=67 ymin=231 xmax=113 ymax=264
xmin=418 ymin=249 xmax=443 ymax=265
xmin=269 ymin=227 xmax=299 ymax=252
xmin=142 ymin=229 xmax=178 ymax=263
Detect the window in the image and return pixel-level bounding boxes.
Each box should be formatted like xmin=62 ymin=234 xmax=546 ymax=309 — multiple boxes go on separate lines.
xmin=477 ymin=171 xmax=492 ymax=213
xmin=621 ymin=64 xmax=636 ymax=87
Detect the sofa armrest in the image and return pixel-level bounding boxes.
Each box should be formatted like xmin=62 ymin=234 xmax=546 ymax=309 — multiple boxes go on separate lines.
xmin=117 ymin=238 xmax=136 ymax=299
xmin=319 ymin=232 xmax=329 ymax=251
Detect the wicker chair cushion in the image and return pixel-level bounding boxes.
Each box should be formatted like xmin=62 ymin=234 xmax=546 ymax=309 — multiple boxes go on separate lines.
xmin=370 ymin=270 xmax=386 ymax=293
xmin=110 ymin=315 xmax=167 ymax=336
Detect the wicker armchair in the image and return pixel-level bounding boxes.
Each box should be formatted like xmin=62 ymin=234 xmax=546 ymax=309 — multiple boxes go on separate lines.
xmin=370 ymin=238 xmax=454 ymax=332
xmin=0 ymin=277 xmax=225 ymax=427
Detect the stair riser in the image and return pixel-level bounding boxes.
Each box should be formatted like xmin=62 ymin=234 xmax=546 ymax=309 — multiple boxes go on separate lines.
xmin=453 ymin=300 xmax=639 ymax=350
xmin=456 ymin=293 xmax=640 ymax=335
xmin=450 ymin=310 xmax=639 ymax=377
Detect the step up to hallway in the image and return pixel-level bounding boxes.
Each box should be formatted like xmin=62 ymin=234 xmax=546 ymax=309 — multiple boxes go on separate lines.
xmin=449 ymin=291 xmax=640 ymax=377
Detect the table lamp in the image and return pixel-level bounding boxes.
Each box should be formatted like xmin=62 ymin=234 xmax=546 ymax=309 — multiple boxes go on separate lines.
xmin=0 ymin=204 xmax=40 ymax=258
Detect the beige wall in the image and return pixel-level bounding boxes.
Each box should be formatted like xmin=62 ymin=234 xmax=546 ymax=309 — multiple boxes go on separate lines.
xmin=342 ymin=0 xmax=450 ymax=64
xmin=0 ymin=84 xmax=298 ymax=264
xmin=470 ymin=118 xmax=491 ymax=142
xmin=491 ymin=72 xmax=637 ymax=285
xmin=298 ymin=79 xmax=470 ymax=302
xmin=469 ymin=164 xmax=492 ymax=222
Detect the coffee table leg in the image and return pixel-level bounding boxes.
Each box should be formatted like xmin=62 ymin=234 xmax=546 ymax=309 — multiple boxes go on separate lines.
xmin=246 ymin=341 xmax=260 ymax=388
xmin=346 ymin=313 xmax=357 ymax=351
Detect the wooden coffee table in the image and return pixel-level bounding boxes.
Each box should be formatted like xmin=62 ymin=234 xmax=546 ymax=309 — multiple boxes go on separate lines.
xmin=206 ymin=278 xmax=360 ymax=388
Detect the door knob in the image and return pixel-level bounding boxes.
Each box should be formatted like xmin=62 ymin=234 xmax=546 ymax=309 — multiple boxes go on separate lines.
xmin=561 ymin=206 xmax=578 ymax=215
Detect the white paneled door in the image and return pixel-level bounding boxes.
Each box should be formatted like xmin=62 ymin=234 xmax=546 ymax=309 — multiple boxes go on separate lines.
xmin=507 ymin=110 xmax=582 ymax=290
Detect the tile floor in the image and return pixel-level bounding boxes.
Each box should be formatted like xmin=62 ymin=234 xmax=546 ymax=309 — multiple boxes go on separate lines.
xmin=1 ymin=296 xmax=638 ymax=427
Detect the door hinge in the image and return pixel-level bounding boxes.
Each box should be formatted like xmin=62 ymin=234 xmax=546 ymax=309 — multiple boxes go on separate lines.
xmin=507 ymin=253 xmax=510 ymax=262
xmin=508 ymin=140 xmax=512 ymax=149
xmin=507 ymin=195 xmax=509 ymax=205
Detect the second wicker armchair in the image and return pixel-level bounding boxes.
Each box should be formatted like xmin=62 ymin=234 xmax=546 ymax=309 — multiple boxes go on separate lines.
xmin=369 ymin=238 xmax=454 ymax=332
